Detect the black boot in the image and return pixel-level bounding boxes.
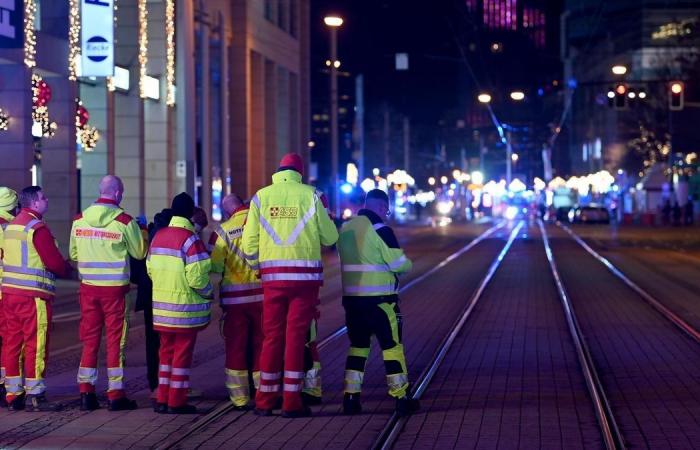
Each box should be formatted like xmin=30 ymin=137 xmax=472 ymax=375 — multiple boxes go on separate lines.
xmin=8 ymin=393 xmax=25 ymax=411
xmin=26 ymin=394 xmax=63 ymax=412
xmin=301 ymin=392 xmax=322 ymax=406
xmin=108 ymin=397 xmax=137 ymax=411
xmin=80 ymin=393 xmax=100 ymax=411
xmin=343 ymin=393 xmax=362 ymax=415
xmin=281 ymin=405 xmax=312 ymax=418
xmin=153 ymin=403 xmax=168 ymax=414
xmin=395 ymin=396 xmax=419 ymax=417
xmin=168 ymin=404 xmax=198 ymax=414
xmin=0 ymin=385 xmax=7 ymax=408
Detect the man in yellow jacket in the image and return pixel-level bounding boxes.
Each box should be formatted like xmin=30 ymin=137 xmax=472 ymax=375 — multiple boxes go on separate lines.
xmin=70 ymin=175 xmax=147 ymax=411
xmin=242 ymin=153 xmax=338 ymax=418
xmin=209 ymin=193 xmax=262 ymax=410
xmin=147 ymin=192 xmax=212 ymax=414
xmin=0 ymin=187 xmax=19 ymax=406
xmin=337 ymin=189 xmax=418 ymax=417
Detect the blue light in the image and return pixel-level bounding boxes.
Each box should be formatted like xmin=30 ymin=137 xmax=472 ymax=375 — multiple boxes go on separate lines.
xmin=340 ymin=183 xmax=353 ymax=195
xmin=537 ymin=88 xmax=544 ymax=96
xmin=567 ymin=78 xmax=578 ymax=89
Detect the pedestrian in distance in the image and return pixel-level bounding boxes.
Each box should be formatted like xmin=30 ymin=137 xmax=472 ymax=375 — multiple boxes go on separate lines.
xmin=1 ymin=186 xmax=73 ymax=411
xmin=209 ymin=194 xmax=263 ymax=410
xmin=0 ymin=187 xmax=20 ymax=407
xmin=242 ymin=152 xmax=338 ymax=418
xmin=70 ymin=175 xmax=147 ymax=411
xmin=147 ymin=192 xmax=213 ymax=414
xmin=337 ymin=189 xmax=419 ymax=417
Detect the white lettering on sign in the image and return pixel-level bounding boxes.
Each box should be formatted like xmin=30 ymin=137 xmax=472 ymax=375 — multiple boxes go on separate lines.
xmin=0 ymin=0 xmax=16 ymax=39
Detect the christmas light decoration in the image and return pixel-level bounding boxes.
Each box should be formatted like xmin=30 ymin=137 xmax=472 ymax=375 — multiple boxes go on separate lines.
xmin=0 ymin=109 xmax=9 ymax=131
xmin=31 ymin=74 xmax=57 ymax=138
xmin=68 ymin=0 xmax=80 ymax=80
xmin=138 ymin=0 xmax=149 ymax=98
xmin=24 ymin=0 xmax=37 ymax=68
xmin=75 ymin=100 xmax=90 ymax=128
xmin=75 ymin=99 xmax=100 ymax=151
xmin=107 ymin=0 xmax=119 ymax=91
xmin=165 ymin=0 xmax=176 ymax=106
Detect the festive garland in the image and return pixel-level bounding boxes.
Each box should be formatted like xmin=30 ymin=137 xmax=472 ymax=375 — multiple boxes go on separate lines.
xmin=32 ymin=74 xmax=57 ymax=138
xmin=75 ymin=99 xmax=100 ymax=151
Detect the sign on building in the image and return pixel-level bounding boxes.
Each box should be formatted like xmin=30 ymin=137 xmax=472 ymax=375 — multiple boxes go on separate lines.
xmin=81 ymin=0 xmax=114 ymax=77
xmin=0 ymin=0 xmax=23 ymax=48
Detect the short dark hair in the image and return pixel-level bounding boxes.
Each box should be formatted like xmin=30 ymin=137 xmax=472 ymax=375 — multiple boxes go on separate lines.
xmin=19 ymin=186 xmax=42 ymax=209
xmin=365 ymin=189 xmax=389 ymax=205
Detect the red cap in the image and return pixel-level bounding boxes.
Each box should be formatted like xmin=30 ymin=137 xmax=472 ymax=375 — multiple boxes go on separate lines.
xmin=279 ymin=153 xmax=304 ymax=175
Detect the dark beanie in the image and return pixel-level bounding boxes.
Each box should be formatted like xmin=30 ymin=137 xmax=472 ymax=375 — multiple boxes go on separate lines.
xmin=171 ymin=192 xmax=195 ymax=218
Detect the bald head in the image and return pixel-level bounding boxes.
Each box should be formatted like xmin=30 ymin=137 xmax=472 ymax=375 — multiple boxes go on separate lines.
xmin=99 ymin=175 xmax=124 ymax=203
xmin=221 ymin=194 xmax=244 ymax=219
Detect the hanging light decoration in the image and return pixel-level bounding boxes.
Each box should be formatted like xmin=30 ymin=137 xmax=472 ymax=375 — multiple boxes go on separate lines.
xmin=68 ymin=0 xmax=81 ymax=80
xmin=75 ymin=99 xmax=100 ymax=151
xmin=32 ymin=74 xmax=57 ymax=138
xmin=165 ymin=0 xmax=176 ymax=106
xmin=24 ymin=0 xmax=37 ymax=68
xmin=75 ymin=100 xmax=90 ymax=128
xmin=138 ymin=0 xmax=149 ymax=98
xmin=0 ymin=109 xmax=9 ymax=131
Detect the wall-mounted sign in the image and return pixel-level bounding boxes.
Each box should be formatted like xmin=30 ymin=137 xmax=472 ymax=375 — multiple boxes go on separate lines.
xmin=81 ymin=0 xmax=114 ymax=77
xmin=0 ymin=0 xmax=23 ymax=48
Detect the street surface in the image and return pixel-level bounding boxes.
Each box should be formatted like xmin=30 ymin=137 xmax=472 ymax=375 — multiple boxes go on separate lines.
xmin=1 ymin=220 xmax=699 ymax=450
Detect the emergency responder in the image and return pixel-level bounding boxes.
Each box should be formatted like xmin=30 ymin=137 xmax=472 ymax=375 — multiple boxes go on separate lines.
xmin=1 ymin=186 xmax=72 ymax=411
xmin=337 ymin=189 xmax=419 ymax=417
xmin=70 ymin=175 xmax=147 ymax=411
xmin=209 ymin=194 xmax=263 ymax=410
xmin=147 ymin=192 xmax=212 ymax=414
xmin=0 ymin=187 xmax=19 ymax=406
xmin=242 ymin=152 xmax=338 ymax=418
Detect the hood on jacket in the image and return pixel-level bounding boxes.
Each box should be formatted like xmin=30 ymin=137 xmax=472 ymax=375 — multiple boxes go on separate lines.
xmin=83 ymin=202 xmax=123 ymax=228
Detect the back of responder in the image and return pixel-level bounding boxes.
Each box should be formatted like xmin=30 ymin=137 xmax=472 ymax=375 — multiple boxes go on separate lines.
xmin=70 ymin=175 xmax=146 ymax=412
xmin=0 ymin=187 xmax=19 ymax=406
xmin=337 ymin=189 xmax=419 ymax=417
xmin=241 ymin=152 xmax=338 ymax=418
xmin=209 ymin=193 xmax=263 ymax=410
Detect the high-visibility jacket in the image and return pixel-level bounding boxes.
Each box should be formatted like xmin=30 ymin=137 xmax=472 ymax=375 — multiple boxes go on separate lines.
xmin=338 ymin=214 xmax=412 ymax=297
xmin=209 ymin=205 xmax=263 ymax=305
xmin=241 ymin=169 xmax=338 ymax=287
xmin=147 ymin=216 xmax=213 ymax=331
xmin=70 ymin=199 xmax=147 ymax=294
xmin=0 ymin=209 xmax=15 ymax=289
xmin=1 ymin=213 xmax=57 ymax=299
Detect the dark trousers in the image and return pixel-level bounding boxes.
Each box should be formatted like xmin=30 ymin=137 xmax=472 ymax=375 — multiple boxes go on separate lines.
xmin=143 ymin=306 xmax=160 ymax=392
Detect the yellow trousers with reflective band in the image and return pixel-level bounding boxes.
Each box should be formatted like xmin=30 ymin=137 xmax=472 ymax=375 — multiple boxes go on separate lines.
xmin=343 ymin=300 xmax=408 ymax=398
xmin=302 ymin=317 xmax=322 ymax=398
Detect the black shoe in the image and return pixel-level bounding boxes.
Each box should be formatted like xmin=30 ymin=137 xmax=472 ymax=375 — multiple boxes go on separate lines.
xmin=343 ymin=393 xmax=362 ymax=415
xmin=154 ymin=403 xmax=168 ymax=414
xmin=26 ymin=394 xmax=63 ymax=412
xmin=395 ymin=396 xmax=419 ymax=417
xmin=8 ymin=393 xmax=25 ymax=411
xmin=253 ymin=407 xmax=273 ymax=417
xmin=301 ymin=392 xmax=322 ymax=406
xmin=0 ymin=385 xmax=7 ymax=408
xmin=108 ymin=397 xmax=137 ymax=411
xmin=232 ymin=403 xmax=251 ymax=411
xmin=168 ymin=404 xmax=198 ymax=414
xmin=281 ymin=405 xmax=312 ymax=419
xmin=80 ymin=393 xmax=100 ymax=411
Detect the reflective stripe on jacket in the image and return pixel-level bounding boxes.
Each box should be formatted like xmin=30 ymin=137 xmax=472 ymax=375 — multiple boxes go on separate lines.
xmin=209 ymin=205 xmax=263 ymax=305
xmin=338 ymin=215 xmax=412 ymax=297
xmin=241 ymin=170 xmax=338 ymax=287
xmin=147 ymin=216 xmax=212 ymax=331
xmin=0 ymin=210 xmax=15 ymax=288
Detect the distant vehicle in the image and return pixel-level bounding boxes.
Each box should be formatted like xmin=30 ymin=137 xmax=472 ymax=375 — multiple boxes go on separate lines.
xmin=569 ymin=205 xmax=610 ymax=224
xmin=555 ymin=206 xmax=572 ymax=222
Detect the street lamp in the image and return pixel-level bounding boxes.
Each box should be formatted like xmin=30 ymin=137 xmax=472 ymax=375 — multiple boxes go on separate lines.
xmin=611 ymin=65 xmax=627 ymax=75
xmin=510 ymin=91 xmax=525 ymax=101
xmin=325 ymin=15 xmax=343 ymax=219
xmin=477 ymin=93 xmax=492 ymax=104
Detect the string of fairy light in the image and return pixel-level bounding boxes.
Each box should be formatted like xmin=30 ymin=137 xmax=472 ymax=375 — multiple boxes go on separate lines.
xmin=24 ymin=0 xmax=36 ymax=68
xmin=68 ymin=0 xmax=80 ymax=80
xmin=107 ymin=0 xmax=119 ymax=91
xmin=138 ymin=0 xmax=148 ymax=98
xmin=165 ymin=0 xmax=176 ymax=106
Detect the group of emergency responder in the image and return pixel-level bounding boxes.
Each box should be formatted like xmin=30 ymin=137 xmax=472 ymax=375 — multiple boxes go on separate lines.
xmin=0 ymin=152 xmax=419 ymax=418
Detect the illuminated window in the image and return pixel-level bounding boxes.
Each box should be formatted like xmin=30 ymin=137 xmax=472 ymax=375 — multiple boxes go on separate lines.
xmin=483 ymin=0 xmax=516 ymax=31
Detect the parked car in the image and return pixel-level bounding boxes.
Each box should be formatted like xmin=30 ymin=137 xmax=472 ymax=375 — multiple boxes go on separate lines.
xmin=570 ymin=205 xmax=610 ymax=224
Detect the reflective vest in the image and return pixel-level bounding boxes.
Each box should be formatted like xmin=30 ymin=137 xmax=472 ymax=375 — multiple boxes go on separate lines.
xmin=0 ymin=209 xmax=15 ymax=289
xmin=241 ymin=170 xmax=338 ymax=287
xmin=209 ymin=206 xmax=263 ymax=305
xmin=338 ymin=215 xmax=412 ymax=297
xmin=147 ymin=216 xmax=213 ymax=331
xmin=70 ymin=200 xmax=147 ymax=290
xmin=1 ymin=213 xmax=56 ymax=299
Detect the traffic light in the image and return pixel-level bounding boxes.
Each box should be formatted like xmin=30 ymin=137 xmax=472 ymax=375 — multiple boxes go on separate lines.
xmin=669 ymin=81 xmax=684 ymax=111
xmin=614 ymin=84 xmax=627 ymax=109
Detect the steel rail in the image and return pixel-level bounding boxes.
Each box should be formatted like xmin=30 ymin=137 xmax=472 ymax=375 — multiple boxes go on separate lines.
xmin=373 ymin=221 xmax=523 ymax=450
xmin=158 ymin=221 xmax=505 ymax=450
xmin=540 ymin=221 xmax=626 ymax=450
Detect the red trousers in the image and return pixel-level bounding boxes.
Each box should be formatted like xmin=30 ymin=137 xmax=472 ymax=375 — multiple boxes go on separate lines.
xmin=77 ymin=293 xmax=129 ymax=400
xmin=2 ymin=294 xmax=52 ymax=401
xmin=223 ymin=302 xmax=263 ymax=406
xmin=0 ymin=294 xmax=6 ymax=386
xmin=256 ymin=285 xmax=319 ymax=412
xmin=157 ymin=330 xmax=197 ymax=408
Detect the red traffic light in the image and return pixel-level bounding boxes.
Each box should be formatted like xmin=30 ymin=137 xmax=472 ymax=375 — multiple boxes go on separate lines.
xmin=669 ymin=81 xmax=684 ymax=111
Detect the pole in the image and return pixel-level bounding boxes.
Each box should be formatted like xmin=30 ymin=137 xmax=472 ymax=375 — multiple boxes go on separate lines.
xmin=330 ymin=26 xmax=340 ymax=219
xmin=506 ymin=130 xmax=512 ymax=185
xmin=403 ymin=116 xmax=410 ymax=172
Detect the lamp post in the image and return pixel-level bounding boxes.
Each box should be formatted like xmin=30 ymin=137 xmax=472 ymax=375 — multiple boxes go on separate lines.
xmin=324 ymin=15 xmax=343 ymax=219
